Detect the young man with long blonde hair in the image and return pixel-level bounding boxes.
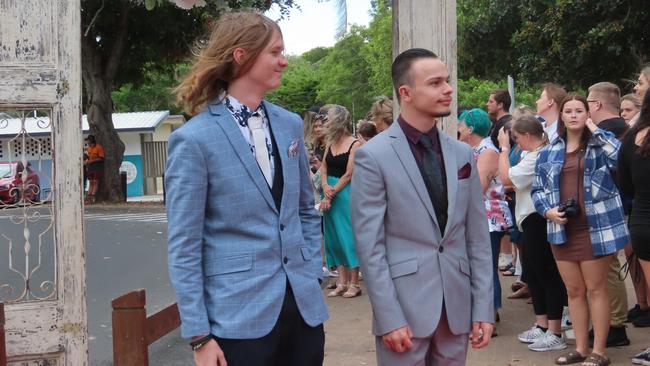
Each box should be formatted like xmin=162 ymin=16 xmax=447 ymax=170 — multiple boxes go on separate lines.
xmin=166 ymin=11 xmax=327 ymax=366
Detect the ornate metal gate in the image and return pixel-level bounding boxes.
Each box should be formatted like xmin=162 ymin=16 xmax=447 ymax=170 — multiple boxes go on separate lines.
xmin=0 ymin=0 xmax=87 ymax=364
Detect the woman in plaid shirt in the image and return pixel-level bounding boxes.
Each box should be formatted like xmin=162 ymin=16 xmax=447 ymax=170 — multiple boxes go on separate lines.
xmin=532 ymin=94 xmax=629 ymax=366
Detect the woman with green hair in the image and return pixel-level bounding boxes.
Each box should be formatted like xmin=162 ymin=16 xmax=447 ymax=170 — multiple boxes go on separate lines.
xmin=458 ymin=108 xmax=513 ymax=324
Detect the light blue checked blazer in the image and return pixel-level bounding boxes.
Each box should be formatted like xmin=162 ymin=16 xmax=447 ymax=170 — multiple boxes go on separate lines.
xmin=165 ymin=99 xmax=328 ymax=339
xmin=531 ymin=128 xmax=629 ymax=256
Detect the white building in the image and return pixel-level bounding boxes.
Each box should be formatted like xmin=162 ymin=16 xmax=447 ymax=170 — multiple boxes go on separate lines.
xmin=0 ymin=111 xmax=185 ymax=198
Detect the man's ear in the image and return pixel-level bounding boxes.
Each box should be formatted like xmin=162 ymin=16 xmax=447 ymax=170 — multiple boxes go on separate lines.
xmin=398 ymin=85 xmax=410 ymax=102
xmin=233 ymin=48 xmax=246 ymax=65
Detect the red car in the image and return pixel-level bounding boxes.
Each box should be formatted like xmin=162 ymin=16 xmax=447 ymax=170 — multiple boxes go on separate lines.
xmin=0 ymin=162 xmax=40 ymax=205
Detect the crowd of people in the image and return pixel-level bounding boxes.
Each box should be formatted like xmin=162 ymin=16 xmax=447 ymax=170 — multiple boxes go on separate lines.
xmin=303 ymin=66 xmax=650 ymax=366
xmin=165 ymin=10 xmax=650 ymax=366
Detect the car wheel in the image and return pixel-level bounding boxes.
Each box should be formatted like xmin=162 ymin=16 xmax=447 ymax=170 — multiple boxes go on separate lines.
xmin=11 ymin=189 xmax=20 ymax=205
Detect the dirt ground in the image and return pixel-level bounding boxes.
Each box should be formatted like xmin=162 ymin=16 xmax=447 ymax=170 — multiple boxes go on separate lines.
xmin=323 ymin=253 xmax=649 ymax=366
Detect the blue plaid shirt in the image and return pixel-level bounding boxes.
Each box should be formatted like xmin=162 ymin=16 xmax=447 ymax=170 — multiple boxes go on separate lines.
xmin=532 ymin=128 xmax=629 ymax=256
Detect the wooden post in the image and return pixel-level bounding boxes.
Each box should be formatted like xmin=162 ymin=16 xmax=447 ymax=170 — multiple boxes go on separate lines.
xmin=392 ymin=0 xmax=458 ymax=137
xmin=0 ymin=303 xmax=6 ymax=366
xmin=112 ymin=290 xmax=148 ymax=366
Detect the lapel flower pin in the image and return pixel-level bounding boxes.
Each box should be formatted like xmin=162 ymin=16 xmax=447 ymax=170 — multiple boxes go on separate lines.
xmin=288 ymin=139 xmax=300 ymax=158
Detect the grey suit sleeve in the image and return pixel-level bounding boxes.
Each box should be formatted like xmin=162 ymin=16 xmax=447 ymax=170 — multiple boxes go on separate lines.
xmin=463 ymin=148 xmax=495 ymax=323
xmin=351 ymin=147 xmax=408 ymax=334
xmin=165 ymin=130 xmax=211 ymax=337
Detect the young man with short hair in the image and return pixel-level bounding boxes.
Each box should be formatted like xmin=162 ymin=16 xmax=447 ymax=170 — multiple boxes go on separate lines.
xmin=351 ymin=48 xmax=494 ymax=366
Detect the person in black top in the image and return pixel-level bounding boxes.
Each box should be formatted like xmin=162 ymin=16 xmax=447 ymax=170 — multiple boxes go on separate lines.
xmin=618 ymin=91 xmax=650 ymax=363
xmin=586 ymin=81 xmax=631 ymax=347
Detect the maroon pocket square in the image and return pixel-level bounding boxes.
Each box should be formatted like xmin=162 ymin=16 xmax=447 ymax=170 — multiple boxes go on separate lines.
xmin=458 ymin=163 xmax=471 ymax=180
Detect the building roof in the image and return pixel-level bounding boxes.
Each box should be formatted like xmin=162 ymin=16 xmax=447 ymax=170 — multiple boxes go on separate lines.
xmin=0 ymin=110 xmax=172 ymax=137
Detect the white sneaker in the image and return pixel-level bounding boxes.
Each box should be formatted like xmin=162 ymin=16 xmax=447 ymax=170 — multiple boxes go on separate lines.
xmin=632 ymin=347 xmax=650 ymax=365
xmin=561 ymin=309 xmax=572 ymax=330
xmin=527 ymin=330 xmax=567 ymax=352
xmin=518 ymin=325 xmax=545 ymax=344
xmin=498 ymin=254 xmax=512 ymax=270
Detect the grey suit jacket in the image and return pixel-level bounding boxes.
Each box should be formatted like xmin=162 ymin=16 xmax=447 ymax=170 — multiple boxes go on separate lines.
xmin=166 ymin=99 xmax=328 ymax=339
xmin=350 ymin=121 xmax=493 ymax=338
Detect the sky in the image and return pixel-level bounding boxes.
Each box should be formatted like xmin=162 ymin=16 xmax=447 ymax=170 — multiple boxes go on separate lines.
xmin=266 ymin=0 xmax=373 ymax=56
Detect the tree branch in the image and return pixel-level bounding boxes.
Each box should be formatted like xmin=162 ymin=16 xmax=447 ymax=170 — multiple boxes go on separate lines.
xmin=83 ymin=0 xmax=105 ymax=37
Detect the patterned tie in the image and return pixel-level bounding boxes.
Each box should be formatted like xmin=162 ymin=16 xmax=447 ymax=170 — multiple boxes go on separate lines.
xmin=248 ymin=115 xmax=273 ymax=186
xmin=418 ymin=134 xmax=448 ymax=232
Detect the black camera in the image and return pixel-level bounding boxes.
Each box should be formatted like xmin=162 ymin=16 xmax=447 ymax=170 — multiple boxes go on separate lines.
xmin=558 ymin=198 xmax=581 ymax=218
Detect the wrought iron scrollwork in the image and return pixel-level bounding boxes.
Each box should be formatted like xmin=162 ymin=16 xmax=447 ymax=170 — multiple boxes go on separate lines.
xmin=0 ymin=108 xmax=56 ymax=303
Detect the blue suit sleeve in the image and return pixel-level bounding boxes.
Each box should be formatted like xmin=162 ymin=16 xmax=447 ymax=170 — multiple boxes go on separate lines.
xmin=165 ymin=129 xmax=211 ymax=338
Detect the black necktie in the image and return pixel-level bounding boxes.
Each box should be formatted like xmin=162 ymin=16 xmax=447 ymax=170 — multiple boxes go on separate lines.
xmin=418 ymin=134 xmax=448 ymax=233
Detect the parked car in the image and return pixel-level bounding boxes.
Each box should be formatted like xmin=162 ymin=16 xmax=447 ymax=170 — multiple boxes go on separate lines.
xmin=0 ymin=162 xmax=40 ymax=205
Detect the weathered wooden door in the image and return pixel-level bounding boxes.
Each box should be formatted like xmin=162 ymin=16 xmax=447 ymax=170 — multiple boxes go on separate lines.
xmin=0 ymin=0 xmax=87 ymax=365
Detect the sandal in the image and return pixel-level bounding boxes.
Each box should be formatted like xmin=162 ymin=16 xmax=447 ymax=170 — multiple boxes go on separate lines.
xmin=555 ymin=350 xmax=587 ymax=365
xmin=342 ymin=283 xmax=362 ymax=298
xmin=581 ymin=353 xmax=610 ymax=366
xmin=327 ymin=284 xmax=348 ymax=297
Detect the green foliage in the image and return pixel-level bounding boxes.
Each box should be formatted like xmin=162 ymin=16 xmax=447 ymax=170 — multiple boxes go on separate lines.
xmin=457 ymin=77 xmax=540 ymax=111
xmin=112 ymin=64 xmax=189 ymax=114
xmin=360 ymin=0 xmax=393 ymax=98
xmin=315 ymin=26 xmax=373 ymax=121
xmin=458 ymin=0 xmax=650 ymax=91
xmin=266 ymin=57 xmax=320 ymax=114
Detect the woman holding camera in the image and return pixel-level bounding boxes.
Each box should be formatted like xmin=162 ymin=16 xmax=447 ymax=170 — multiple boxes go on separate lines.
xmin=498 ymin=114 xmax=568 ymax=353
xmin=532 ymin=94 xmax=629 ymax=366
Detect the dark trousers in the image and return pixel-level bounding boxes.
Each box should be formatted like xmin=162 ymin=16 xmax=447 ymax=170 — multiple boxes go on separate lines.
xmin=214 ymin=281 xmax=325 ymax=366
xmin=490 ymin=231 xmax=505 ymax=310
xmin=520 ymin=213 xmax=567 ymax=320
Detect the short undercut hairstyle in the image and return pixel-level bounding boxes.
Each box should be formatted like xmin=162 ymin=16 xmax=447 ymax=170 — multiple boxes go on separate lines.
xmin=490 ymin=89 xmax=511 ymax=112
xmin=391 ymin=48 xmax=438 ymax=103
xmin=588 ymin=82 xmax=621 ymax=113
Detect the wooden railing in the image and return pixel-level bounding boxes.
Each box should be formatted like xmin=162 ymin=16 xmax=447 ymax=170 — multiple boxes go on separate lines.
xmin=1 ymin=303 xmax=6 ymax=366
xmin=112 ymin=289 xmax=180 ymax=366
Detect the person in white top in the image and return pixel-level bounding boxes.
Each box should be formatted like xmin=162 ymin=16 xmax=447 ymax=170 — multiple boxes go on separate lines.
xmin=536 ymin=83 xmax=567 ymax=143
xmin=497 ymin=113 xmax=569 ymax=354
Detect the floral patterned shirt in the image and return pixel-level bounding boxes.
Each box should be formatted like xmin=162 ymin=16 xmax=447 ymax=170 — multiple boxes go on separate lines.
xmin=473 ymin=138 xmax=513 ymax=232
xmin=225 ymin=95 xmax=275 ymax=179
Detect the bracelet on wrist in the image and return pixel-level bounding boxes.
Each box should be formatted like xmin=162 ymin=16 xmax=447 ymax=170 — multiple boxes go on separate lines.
xmin=190 ymin=334 xmax=213 ymax=351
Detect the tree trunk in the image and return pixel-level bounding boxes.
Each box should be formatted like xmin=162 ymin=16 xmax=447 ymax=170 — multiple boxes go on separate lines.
xmin=83 ymin=68 xmax=125 ymax=202
xmin=80 ymin=1 xmax=130 ymax=202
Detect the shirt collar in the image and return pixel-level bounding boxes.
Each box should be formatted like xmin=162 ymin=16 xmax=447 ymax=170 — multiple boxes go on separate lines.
xmin=397 ymin=115 xmax=439 ymax=145
xmin=225 ymin=95 xmax=267 ymax=127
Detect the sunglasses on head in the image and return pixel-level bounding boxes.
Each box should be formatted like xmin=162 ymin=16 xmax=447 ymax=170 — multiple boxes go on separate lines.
xmin=315 ymin=113 xmax=329 ymax=122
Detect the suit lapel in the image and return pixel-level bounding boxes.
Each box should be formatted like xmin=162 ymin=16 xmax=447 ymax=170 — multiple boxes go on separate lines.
xmin=439 ymin=131 xmax=458 ymax=228
xmin=388 ymin=123 xmax=441 ymax=234
xmin=209 ymin=101 xmax=278 ymax=214
xmin=264 ymin=101 xmax=288 ymax=213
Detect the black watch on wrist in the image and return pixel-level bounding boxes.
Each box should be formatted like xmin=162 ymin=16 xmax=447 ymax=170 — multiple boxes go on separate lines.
xmin=190 ymin=334 xmax=213 ymax=351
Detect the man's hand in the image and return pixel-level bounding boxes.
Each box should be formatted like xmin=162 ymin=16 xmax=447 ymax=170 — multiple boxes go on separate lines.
xmin=382 ymin=325 xmax=413 ymax=353
xmin=470 ymin=321 xmax=493 ymax=349
xmin=194 ymin=339 xmax=227 ymax=366
xmin=545 ymin=207 xmax=568 ymax=225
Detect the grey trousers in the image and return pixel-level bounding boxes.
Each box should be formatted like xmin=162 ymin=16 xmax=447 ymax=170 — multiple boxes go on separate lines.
xmin=375 ymin=308 xmax=469 ymax=366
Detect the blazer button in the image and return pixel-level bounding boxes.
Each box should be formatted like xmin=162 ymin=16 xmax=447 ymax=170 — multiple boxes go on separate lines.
xmin=283 ymin=256 xmax=288 ymax=264
xmin=280 ymin=224 xmax=285 ymax=231
xmin=438 ymin=246 xmax=444 ymax=253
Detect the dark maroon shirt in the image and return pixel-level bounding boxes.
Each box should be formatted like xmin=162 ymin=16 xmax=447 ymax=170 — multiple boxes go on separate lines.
xmin=397 ymin=116 xmax=447 ymax=181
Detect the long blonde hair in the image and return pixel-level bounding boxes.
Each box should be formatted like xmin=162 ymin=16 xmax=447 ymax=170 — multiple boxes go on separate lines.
xmin=174 ymin=12 xmax=281 ymax=115
xmin=321 ymin=104 xmax=352 ymax=147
